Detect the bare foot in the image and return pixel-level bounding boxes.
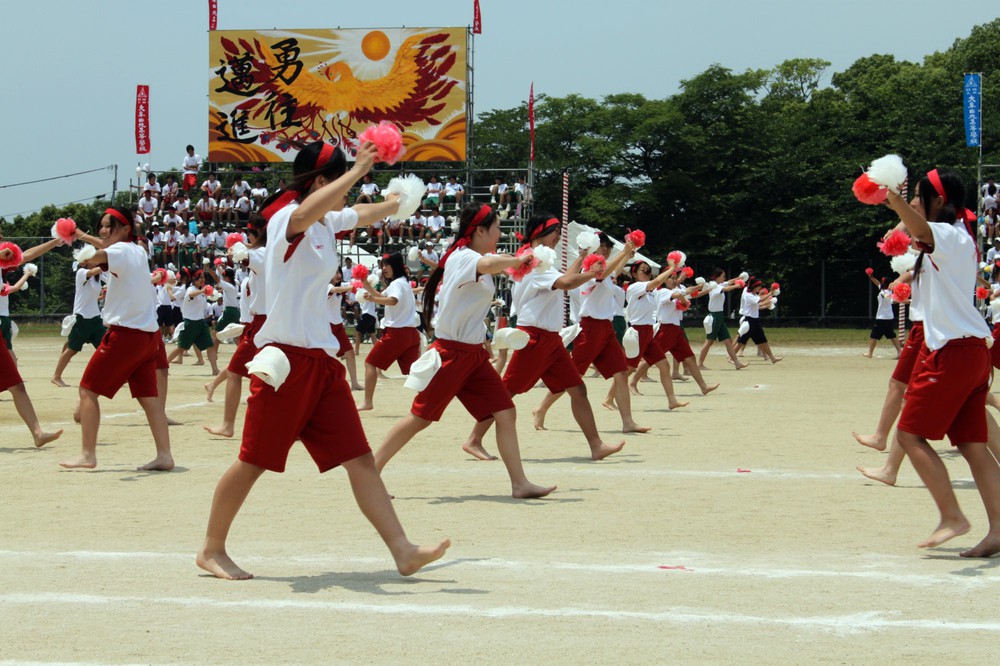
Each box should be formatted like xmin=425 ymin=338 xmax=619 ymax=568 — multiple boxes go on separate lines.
xmin=960 ymin=533 xmax=1000 ymax=558
xmin=852 ymin=431 xmax=886 ymax=452
xmin=59 ymin=454 xmax=97 ymax=469
xmin=601 ymin=398 xmax=617 ymax=411
xmin=203 ymin=381 xmax=216 ymax=402
xmin=701 ymin=383 xmax=720 ymax=395
xmin=351 ymin=383 xmax=364 ymax=391
xmin=462 ymin=442 xmax=497 ymax=461
xmin=203 ymin=424 xmax=234 ymax=438
xmin=166 ymin=416 xmax=183 ymax=426
xmin=917 ymin=519 xmax=971 ymax=549
xmin=394 ymin=538 xmax=451 ymax=576
xmin=196 ymin=548 xmax=253 ymax=580
xmin=50 ymin=377 xmax=69 ymax=388
xmin=856 ymin=465 xmax=897 ymax=486
xmin=735 ymin=362 xmax=748 ymax=370
xmin=34 ymin=429 xmax=64 ymax=448
xmin=628 ymin=384 xmax=640 ymax=396
xmin=512 ymin=483 xmax=557 ymax=499
xmin=770 ymin=357 xmax=783 ymax=364
xmin=531 ymin=408 xmax=547 ymax=431
xmin=861 ymin=353 xmax=872 ymax=358
xmin=623 ymin=421 xmax=652 ymax=434
xmin=698 ymin=364 xmax=710 ymax=371
xmin=356 ymin=402 xmax=374 ymax=412
xmin=668 ymin=400 xmax=689 ymax=410
xmin=193 ymin=361 xmax=205 ymax=366
xmin=591 ymin=440 xmax=625 ymax=461
xmin=672 ymin=375 xmax=689 ymax=382
xmin=138 ymin=456 xmax=175 ymax=471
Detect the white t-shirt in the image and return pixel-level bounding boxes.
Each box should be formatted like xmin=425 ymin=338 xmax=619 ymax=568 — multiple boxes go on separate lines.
xmin=156 ymin=284 xmax=172 ymax=307
xmin=625 ymin=282 xmax=657 ymax=325
xmin=578 ymin=278 xmax=617 ymax=321
xmin=202 ymin=179 xmax=221 ymax=196
xmin=161 ymin=182 xmax=179 ymax=199
xmin=255 ymin=204 xmax=359 ymax=354
xmin=426 ymin=181 xmax=443 ymax=195
xmin=73 ymin=268 xmax=103 ymax=318
xmin=427 ymin=215 xmax=445 ymax=232
xmin=231 ymin=181 xmax=251 ymax=197
xmin=235 ymin=196 xmax=253 ymax=214
xmin=919 ymin=222 xmax=991 ymax=350
xmin=183 ymin=154 xmax=201 ymax=175
xmin=382 ymin=277 xmax=418 ymax=328
xmin=434 ymin=247 xmax=495 ymax=344
xmin=219 ymin=198 xmax=235 ymax=210
xmin=360 ymin=182 xmax=380 ymax=197
xmin=138 ymin=197 xmax=158 ymax=215
xmin=740 ymin=289 xmax=761 ymax=318
xmin=409 ymin=214 xmax=427 ymax=227
xmin=247 ymin=247 xmax=267 ymax=315
xmin=513 ymin=266 xmax=562 ymax=332
xmin=360 ymin=297 xmax=377 ymax=317
xmin=181 ymin=286 xmax=207 ymax=320
xmin=327 ymin=286 xmax=344 ymax=326
xmin=657 ymin=288 xmax=684 ymax=326
xmin=420 ymin=249 xmax=439 ymax=265
xmin=197 ymin=233 xmax=214 ymax=249
xmin=444 ymin=182 xmax=463 ymax=197
xmin=706 ymin=282 xmax=726 ymax=312
xmin=221 ymin=281 xmax=239 ymax=308
xmin=250 ymin=187 xmax=269 ymax=201
xmin=239 ymin=277 xmax=253 ymax=323
xmin=142 ymin=182 xmax=161 ymax=197
xmin=102 ymin=243 xmax=157 ymax=332
xmin=875 ymin=290 xmax=894 ymax=320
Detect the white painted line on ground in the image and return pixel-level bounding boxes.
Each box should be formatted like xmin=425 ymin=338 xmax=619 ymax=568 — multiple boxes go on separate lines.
xmin=0 ymin=549 xmax=995 ymax=589
xmin=1 ymin=591 xmax=997 ymax=633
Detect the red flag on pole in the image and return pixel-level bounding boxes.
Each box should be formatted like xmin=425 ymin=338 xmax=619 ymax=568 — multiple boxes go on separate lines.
xmin=473 ymin=0 xmax=482 ymax=34
xmin=529 ymin=82 xmax=535 ymax=162
xmin=135 ymin=85 xmax=150 ymax=154
xmin=209 ymin=0 xmax=218 ymax=30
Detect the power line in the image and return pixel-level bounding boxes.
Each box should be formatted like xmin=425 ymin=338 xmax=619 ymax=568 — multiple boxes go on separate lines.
xmin=0 ymin=194 xmax=108 ymax=220
xmin=0 ymin=166 xmax=114 ymax=189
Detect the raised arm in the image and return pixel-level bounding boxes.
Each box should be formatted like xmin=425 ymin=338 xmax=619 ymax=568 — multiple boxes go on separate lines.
xmin=287 ymin=143 xmax=377 ymax=240
xmin=885 ymin=190 xmax=932 ymax=246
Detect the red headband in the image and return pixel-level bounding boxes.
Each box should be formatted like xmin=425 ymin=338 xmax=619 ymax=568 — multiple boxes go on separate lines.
xmin=104 ymin=208 xmax=135 ymax=241
xmin=439 ymin=204 xmax=494 ymax=269
xmin=517 ymin=217 xmax=561 ymax=245
xmin=315 ymin=142 xmax=335 ymax=170
xmin=926 ymin=169 xmax=946 ymax=202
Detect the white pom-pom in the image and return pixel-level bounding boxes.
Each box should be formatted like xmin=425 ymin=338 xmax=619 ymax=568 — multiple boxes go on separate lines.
xmin=23 ymin=263 xmax=38 ymax=276
xmin=890 ymin=252 xmax=918 ymax=275
xmin=695 ymin=276 xmax=705 ymax=286
xmin=20 ymin=282 xmax=29 ymax=291
xmin=576 ymin=231 xmax=599 ymax=253
xmin=450 ymin=217 xmax=460 ymax=233
xmin=440 ymin=238 xmax=453 ymax=253
xmin=166 ymin=270 xmax=175 ymax=281
xmin=407 ymin=246 xmax=420 ymax=262
xmin=385 ymin=174 xmax=426 ymax=222
xmin=230 ymin=242 xmax=249 ymax=263
xmin=202 ymin=258 xmax=211 ymax=265
xmin=676 ymin=251 xmax=687 ymax=267
xmin=738 ymin=271 xmax=749 ymax=281
xmin=867 ymin=154 xmax=907 ymax=193
xmin=357 ymin=288 xmax=369 ymax=304
xmin=534 ymin=246 xmax=557 ymax=272
xmin=772 ymin=288 xmax=781 ymax=296
xmin=768 ymin=298 xmax=778 ymax=310
xmin=73 ymin=244 xmax=97 ymax=262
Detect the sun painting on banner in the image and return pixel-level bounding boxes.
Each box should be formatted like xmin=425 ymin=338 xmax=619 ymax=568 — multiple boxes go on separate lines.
xmin=208 ymin=27 xmax=468 ymax=163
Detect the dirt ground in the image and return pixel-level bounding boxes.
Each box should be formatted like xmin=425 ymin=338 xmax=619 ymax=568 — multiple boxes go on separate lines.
xmin=1 ymin=334 xmax=998 ymax=664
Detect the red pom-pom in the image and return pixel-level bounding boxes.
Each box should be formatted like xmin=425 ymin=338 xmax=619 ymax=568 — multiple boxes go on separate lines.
xmin=892 ymin=283 xmax=911 ymax=303
xmin=214 ymin=257 xmax=225 ymax=266
xmin=681 ymin=266 xmax=695 ymax=279
xmin=582 ymin=254 xmax=607 ymax=276
xmin=351 ymin=264 xmax=369 ymax=281
xmin=0 ymin=283 xmax=11 ymax=297
xmin=675 ymin=298 xmax=691 ymax=312
xmin=203 ymin=285 xmax=214 ymax=296
xmin=771 ymin=282 xmax=780 ymax=291
xmin=977 ymin=287 xmax=991 ymax=300
xmin=225 ymin=232 xmax=244 ymax=249
xmin=54 ymin=217 xmax=78 ymax=244
xmin=877 ymin=229 xmax=911 ymax=257
xmin=865 ymin=267 xmax=874 ymax=276
xmin=853 ymin=172 xmax=887 ymax=205
xmin=0 ymin=241 xmax=24 ymax=269
xmin=734 ymin=279 xmax=746 ymax=288
xmin=504 ymin=246 xmax=539 ymax=282
xmin=410 ymin=280 xmax=417 ymax=288
xmin=667 ymin=250 xmax=683 ymax=265
xmin=350 ymin=279 xmax=364 ymax=293
xmin=151 ymin=268 xmax=168 ymax=285
xmin=759 ymin=288 xmax=770 ymax=297
xmin=357 ymin=121 xmax=406 ymax=165
xmin=624 ymin=229 xmax=646 ymax=249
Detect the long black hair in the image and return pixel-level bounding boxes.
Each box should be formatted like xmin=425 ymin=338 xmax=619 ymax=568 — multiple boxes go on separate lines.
xmin=382 ymin=252 xmax=406 ymax=282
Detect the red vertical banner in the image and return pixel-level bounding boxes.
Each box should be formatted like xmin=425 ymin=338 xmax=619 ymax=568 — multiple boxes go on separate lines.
xmin=209 ymin=0 xmax=218 ymax=30
xmin=529 ymin=82 xmax=535 ymax=162
xmin=473 ymin=0 xmax=482 ymax=34
xmin=135 ymin=85 xmax=150 ymax=154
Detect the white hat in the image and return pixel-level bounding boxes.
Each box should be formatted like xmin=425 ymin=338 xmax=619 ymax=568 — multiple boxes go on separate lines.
xmin=403 ymin=347 xmax=442 ymax=392
xmin=738 ymin=319 xmax=750 ymax=337
xmin=622 ymin=326 xmax=640 ymax=358
xmin=559 ymin=322 xmax=581 ymax=347
xmin=216 ymin=323 xmax=245 ymax=342
xmin=61 ymin=315 xmax=77 ymax=337
xmin=703 ymin=314 xmax=713 ymax=336
xmin=493 ymin=327 xmax=530 ymax=351
xmin=245 ymin=346 xmax=292 ymax=391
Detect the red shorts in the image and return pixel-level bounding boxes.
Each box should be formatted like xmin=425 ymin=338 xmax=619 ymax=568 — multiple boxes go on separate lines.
xmin=991 ymin=323 xmax=1000 ymax=370
xmin=183 ymin=173 xmax=197 ymax=191
xmin=898 ymin=338 xmax=990 ymax=443
xmin=891 ymin=323 xmax=925 ymax=384
xmin=386 ymin=227 xmax=404 ymax=237
xmin=80 ymin=326 xmax=159 ymax=399
xmin=228 ymin=314 xmax=266 ymax=378
xmin=411 ymin=339 xmax=515 ymax=422
xmin=366 ymin=327 xmax=420 ymax=373
xmin=330 ymin=323 xmax=352 ymax=358
xmin=502 ymin=327 xmax=583 ymax=395
xmin=156 ymin=337 xmax=169 ymax=370
xmin=627 ymin=324 xmax=666 ymax=368
xmin=653 ymin=324 xmax=694 ymax=362
xmin=572 ymin=317 xmax=628 ymax=378
xmin=239 ymin=344 xmax=370 ymax=473
xmin=197 ymin=210 xmax=213 ymax=222
xmin=0 ymin=334 xmax=22 ymax=392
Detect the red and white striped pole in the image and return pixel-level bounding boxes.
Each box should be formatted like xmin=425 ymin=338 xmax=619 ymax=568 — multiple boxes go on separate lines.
xmin=561 ymin=169 xmax=569 ymax=324
xmin=898 ymin=302 xmax=906 ymax=342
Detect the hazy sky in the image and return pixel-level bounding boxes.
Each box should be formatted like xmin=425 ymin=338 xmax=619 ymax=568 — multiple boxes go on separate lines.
xmin=0 ymin=0 xmax=995 ymax=219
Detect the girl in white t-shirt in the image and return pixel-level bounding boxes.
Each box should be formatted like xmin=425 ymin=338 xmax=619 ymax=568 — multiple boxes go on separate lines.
xmin=459 ymin=213 xmax=625 ymax=462
xmin=59 ymin=207 xmax=173 ymax=471
xmin=357 ymin=253 xmax=420 ymax=411
xmin=373 ymin=203 xmax=556 ymax=499
xmin=326 ymin=267 xmax=364 ymax=390
xmin=50 ymin=264 xmax=106 ymax=387
xmin=733 ymin=278 xmax=781 ymax=363
xmin=197 ymin=140 xmax=448 ymax=581
xmin=696 ymin=268 xmax=748 ymax=370
xmin=883 ymin=170 xmax=1000 ymax=557
xmin=862 ymin=275 xmax=901 ymax=358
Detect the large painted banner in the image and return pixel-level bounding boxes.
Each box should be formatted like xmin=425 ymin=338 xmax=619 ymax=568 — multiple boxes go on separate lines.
xmin=208 ymin=28 xmax=467 ymax=163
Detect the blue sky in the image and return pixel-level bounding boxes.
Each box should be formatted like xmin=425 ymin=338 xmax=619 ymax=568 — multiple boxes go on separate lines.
xmin=0 ymin=0 xmax=995 ymax=219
